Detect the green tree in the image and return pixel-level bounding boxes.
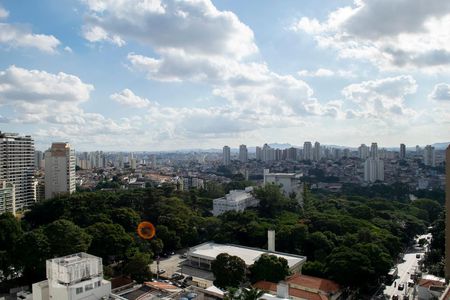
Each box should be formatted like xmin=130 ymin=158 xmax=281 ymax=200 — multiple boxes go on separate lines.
xmin=43 ymin=219 xmax=91 ymax=257
xmin=301 ymin=261 xmax=326 ymax=278
xmin=123 ymin=251 xmax=153 ymax=282
xmin=17 ymin=228 xmax=50 ymax=282
xmin=325 ymin=246 xmax=374 ymax=288
xmin=111 ymin=207 xmax=140 ymax=232
xmin=240 ymin=287 xmax=266 ymax=300
xmin=249 ymin=254 xmax=290 ymax=283
xmin=86 ymin=222 xmax=132 ymax=260
xmin=0 ymin=213 xmax=23 ymax=278
xmin=412 ymin=199 xmax=442 ymax=222
xmin=211 ymin=253 xmax=247 ymax=288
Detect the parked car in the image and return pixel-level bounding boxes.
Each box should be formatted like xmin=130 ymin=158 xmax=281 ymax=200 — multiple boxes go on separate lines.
xmin=398 ymin=283 xmax=405 ymax=291
xmin=416 ymin=254 xmax=421 ymax=259
xmin=157 ymin=269 xmax=166 ymax=274
xmin=392 ymin=295 xmax=399 ymax=300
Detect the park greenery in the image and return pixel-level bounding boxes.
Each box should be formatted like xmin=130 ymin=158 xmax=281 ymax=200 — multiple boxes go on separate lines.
xmin=0 ymin=178 xmax=443 ymax=292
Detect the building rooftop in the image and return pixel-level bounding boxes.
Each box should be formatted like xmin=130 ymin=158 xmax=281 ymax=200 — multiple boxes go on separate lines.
xmin=188 ymin=242 xmax=306 ymax=268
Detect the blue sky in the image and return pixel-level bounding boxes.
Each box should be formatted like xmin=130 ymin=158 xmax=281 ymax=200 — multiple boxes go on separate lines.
xmin=0 ymin=0 xmax=449 ymax=151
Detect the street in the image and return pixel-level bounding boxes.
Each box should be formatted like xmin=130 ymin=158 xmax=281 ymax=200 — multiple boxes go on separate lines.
xmin=382 ymin=233 xmax=431 ymax=300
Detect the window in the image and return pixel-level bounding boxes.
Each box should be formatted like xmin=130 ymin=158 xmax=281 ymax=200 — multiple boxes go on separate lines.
xmin=76 ymin=287 xmax=83 ymax=294
xmin=85 ymin=284 xmax=93 ymax=291
xmin=95 ymin=281 xmax=101 ymax=287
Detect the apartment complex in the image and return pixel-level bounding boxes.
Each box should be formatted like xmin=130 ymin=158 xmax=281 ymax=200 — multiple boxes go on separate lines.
xmin=0 ymin=132 xmax=35 ymax=212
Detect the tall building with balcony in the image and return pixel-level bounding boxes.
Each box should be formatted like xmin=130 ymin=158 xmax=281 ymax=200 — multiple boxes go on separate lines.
xmin=303 ymin=142 xmax=312 ymax=160
xmin=364 ymin=158 xmax=384 ymax=182
xmin=400 ymin=143 xmax=406 ymax=159
xmin=222 ymin=146 xmax=231 ymax=166
xmin=239 ymin=144 xmax=248 ymax=163
xmin=423 ymin=145 xmax=436 ymax=167
xmin=44 ymin=143 xmax=76 ymax=200
xmin=0 ymin=132 xmax=35 ymax=211
xmin=313 ymin=141 xmax=321 ymax=161
xmin=358 ymin=144 xmax=369 ymax=159
xmin=32 ymin=253 xmax=111 ymax=300
xmin=370 ymin=142 xmax=378 ymax=159
xmin=0 ymin=181 xmax=15 ymax=215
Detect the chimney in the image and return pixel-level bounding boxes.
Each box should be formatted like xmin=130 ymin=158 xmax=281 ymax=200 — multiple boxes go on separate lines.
xmin=276 ymin=281 xmax=289 ymax=299
xmin=268 ymin=230 xmax=275 ymax=252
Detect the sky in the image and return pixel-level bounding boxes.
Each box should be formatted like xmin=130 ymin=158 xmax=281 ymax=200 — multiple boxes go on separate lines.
xmin=0 ymin=0 xmax=449 ymax=151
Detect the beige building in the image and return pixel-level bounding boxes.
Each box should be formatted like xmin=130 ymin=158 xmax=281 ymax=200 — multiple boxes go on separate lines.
xmin=45 ymin=143 xmax=76 ymax=199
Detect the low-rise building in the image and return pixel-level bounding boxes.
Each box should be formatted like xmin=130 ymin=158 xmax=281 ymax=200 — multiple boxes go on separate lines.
xmin=263 ymin=169 xmax=303 ymax=195
xmin=254 ymin=274 xmax=342 ymax=300
xmin=212 ymin=187 xmax=258 ymax=216
xmin=32 ymin=253 xmax=112 ymax=300
xmin=187 ymin=242 xmax=306 ymax=274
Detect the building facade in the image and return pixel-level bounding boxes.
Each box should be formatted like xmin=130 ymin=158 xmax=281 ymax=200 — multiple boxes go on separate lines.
xmin=358 ymin=144 xmax=369 ymax=159
xmin=222 ymin=146 xmax=231 ymax=166
xmin=303 ymin=142 xmax=312 ymax=160
xmin=239 ymin=144 xmax=248 ymax=163
xmin=400 ymin=143 xmax=406 ymax=159
xmin=44 ymin=143 xmax=76 ymax=200
xmin=0 ymin=181 xmax=15 ymax=215
xmin=32 ymin=253 xmax=111 ymax=300
xmin=364 ymin=158 xmax=384 ymax=182
xmin=0 ymin=132 xmax=35 ymax=211
xmin=212 ymin=187 xmax=258 ymax=216
xmin=263 ymin=169 xmax=303 ymax=196
xmin=423 ymin=145 xmax=436 ymax=167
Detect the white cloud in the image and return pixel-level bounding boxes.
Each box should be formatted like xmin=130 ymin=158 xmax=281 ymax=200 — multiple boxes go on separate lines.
xmin=0 ymin=23 xmax=60 ymax=53
xmin=342 ymin=75 xmax=418 ymax=120
xmin=0 ymin=65 xmax=94 ymax=123
xmin=82 ymin=0 xmax=257 ymax=59
xmin=111 ymin=88 xmax=152 ymax=108
xmin=298 ymin=68 xmax=334 ymax=77
xmin=0 ymin=6 xmax=9 ymax=19
xmin=64 ymin=46 xmax=73 ymax=53
xmin=428 ymin=83 xmax=450 ymax=101
xmin=291 ymin=0 xmax=450 ymax=72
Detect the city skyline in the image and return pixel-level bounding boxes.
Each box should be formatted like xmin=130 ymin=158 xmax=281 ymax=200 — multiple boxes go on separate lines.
xmin=0 ymin=0 xmax=449 ymax=151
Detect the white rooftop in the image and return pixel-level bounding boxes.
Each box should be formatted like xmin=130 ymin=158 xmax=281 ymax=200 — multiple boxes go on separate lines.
xmin=188 ymin=242 xmax=306 ymax=268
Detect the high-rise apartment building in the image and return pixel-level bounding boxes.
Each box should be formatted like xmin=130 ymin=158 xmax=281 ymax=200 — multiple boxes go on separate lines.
xmin=303 ymin=142 xmax=312 ymax=160
xmin=286 ymin=147 xmax=298 ymax=161
xmin=423 ymin=145 xmax=436 ymax=167
xmin=370 ymin=142 xmax=378 ymax=159
xmin=223 ymin=146 xmax=231 ymax=166
xmin=34 ymin=150 xmax=44 ymax=170
xmin=358 ymin=144 xmax=369 ymax=159
xmin=262 ymin=144 xmax=275 ymax=162
xmin=256 ymin=146 xmax=262 ymax=161
xmin=400 ymin=143 xmax=406 ymax=159
xmin=364 ymin=158 xmax=384 ymax=182
xmin=0 ymin=132 xmax=35 ymax=211
xmin=313 ymin=142 xmax=321 ymax=161
xmin=45 ymin=143 xmax=76 ymax=200
xmin=239 ymin=144 xmax=248 ymax=163
xmin=0 ymin=181 xmax=15 ymax=215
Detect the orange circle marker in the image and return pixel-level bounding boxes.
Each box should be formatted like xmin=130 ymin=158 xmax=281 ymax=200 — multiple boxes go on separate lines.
xmin=137 ymin=221 xmax=156 ymax=240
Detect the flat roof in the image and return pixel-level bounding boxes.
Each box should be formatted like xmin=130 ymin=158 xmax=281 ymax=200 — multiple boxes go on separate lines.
xmin=188 ymin=242 xmax=306 ymax=268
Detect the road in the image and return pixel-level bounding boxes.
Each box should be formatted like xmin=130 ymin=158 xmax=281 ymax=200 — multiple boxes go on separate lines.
xmin=382 ymin=233 xmax=431 ymax=300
